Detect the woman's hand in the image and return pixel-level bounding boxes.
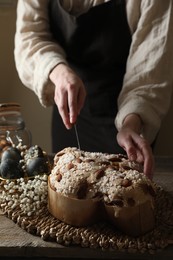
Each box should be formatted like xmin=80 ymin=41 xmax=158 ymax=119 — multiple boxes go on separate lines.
xmin=49 ymin=63 xmax=86 ymax=129
xmin=117 ymin=114 xmax=154 ymax=179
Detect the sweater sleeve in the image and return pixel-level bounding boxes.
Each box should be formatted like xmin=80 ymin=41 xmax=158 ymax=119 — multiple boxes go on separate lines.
xmin=115 ymin=0 xmax=173 ymax=144
xmin=14 ymin=0 xmax=68 ymax=107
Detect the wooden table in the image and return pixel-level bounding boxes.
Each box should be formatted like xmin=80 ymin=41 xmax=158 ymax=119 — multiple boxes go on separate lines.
xmin=0 ymin=156 xmax=173 ymax=260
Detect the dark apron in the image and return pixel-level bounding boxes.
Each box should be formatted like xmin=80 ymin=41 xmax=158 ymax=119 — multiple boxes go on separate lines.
xmin=49 ymin=0 xmax=131 ymax=154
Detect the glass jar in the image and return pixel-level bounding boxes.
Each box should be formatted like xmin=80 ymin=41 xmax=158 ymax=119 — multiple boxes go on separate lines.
xmin=0 ymin=103 xmax=31 ymax=151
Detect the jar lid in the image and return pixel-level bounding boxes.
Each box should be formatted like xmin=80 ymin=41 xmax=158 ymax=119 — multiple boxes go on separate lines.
xmin=0 ymin=103 xmax=21 ymax=112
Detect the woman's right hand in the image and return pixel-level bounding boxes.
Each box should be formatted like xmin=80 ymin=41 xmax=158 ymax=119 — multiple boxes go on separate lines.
xmin=49 ymin=63 xmax=86 ymax=129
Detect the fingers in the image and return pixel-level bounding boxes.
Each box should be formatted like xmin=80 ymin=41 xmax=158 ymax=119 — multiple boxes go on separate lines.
xmin=55 ymin=89 xmax=72 ymax=129
xmin=55 ymin=85 xmax=86 ymax=129
xmin=117 ymin=131 xmax=155 ymax=179
xmin=131 ymin=136 xmax=154 ymax=179
xmin=138 ymin=139 xmax=154 ymax=179
xmin=55 ymin=88 xmax=77 ymax=129
xmin=68 ymin=82 xmax=86 ymax=125
xmin=68 ymin=83 xmax=78 ymax=126
xmin=77 ymin=85 xmax=86 ymax=115
xmin=52 ymin=65 xmax=86 ymax=129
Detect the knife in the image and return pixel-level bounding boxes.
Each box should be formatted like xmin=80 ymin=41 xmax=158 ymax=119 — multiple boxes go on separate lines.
xmin=74 ymin=123 xmax=81 ymax=150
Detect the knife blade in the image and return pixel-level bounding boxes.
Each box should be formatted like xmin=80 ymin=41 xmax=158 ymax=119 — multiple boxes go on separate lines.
xmin=74 ymin=123 xmax=81 ymax=150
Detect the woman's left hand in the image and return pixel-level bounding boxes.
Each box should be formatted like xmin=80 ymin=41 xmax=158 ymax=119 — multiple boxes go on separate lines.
xmin=117 ymin=114 xmax=154 ymax=179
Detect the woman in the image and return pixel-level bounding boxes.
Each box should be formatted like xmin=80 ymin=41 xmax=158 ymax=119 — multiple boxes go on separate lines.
xmin=14 ymin=0 xmax=173 ymax=178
